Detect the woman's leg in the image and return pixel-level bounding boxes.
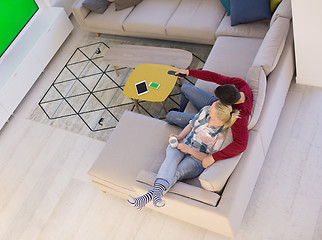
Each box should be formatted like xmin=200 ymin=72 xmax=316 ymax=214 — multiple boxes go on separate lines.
xmin=129 ymin=145 xmax=184 ymax=209
xmin=174 ymin=155 xmax=205 ymax=183
xmin=153 ymin=145 xmax=184 ymax=207
xmin=128 ymin=187 xmax=154 ymax=210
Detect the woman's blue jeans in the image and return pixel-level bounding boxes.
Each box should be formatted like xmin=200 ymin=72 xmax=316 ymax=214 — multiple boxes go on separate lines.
xmin=166 ymin=84 xmax=217 ymax=127
xmin=154 ymin=145 xmax=205 ymax=192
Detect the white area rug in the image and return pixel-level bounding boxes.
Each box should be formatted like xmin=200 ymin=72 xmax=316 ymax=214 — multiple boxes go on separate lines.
xmin=28 ymin=35 xmax=211 ymax=141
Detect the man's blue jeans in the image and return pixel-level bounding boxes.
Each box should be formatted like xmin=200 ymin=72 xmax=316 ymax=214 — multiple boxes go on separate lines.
xmin=154 ymin=145 xmax=205 ymax=192
xmin=166 ymin=84 xmax=218 ymax=127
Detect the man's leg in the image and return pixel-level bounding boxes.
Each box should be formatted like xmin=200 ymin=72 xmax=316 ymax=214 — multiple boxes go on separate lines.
xmin=166 ymin=84 xmax=217 ymax=127
xmin=179 ymin=84 xmax=218 ymax=111
xmin=165 ymin=112 xmax=196 ymax=128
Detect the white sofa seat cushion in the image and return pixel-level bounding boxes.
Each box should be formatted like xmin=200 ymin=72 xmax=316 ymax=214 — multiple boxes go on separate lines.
xmin=84 ymin=3 xmax=133 ymax=31
xmin=253 ymin=17 xmax=290 ymax=76
xmin=216 ymin=15 xmax=269 ymax=39
xmin=166 ymin=0 xmax=225 ymax=44
xmin=88 ymin=111 xmax=182 ymax=195
xmin=136 ymin=170 xmax=221 ymax=206
xmin=202 ymin=36 xmax=263 ymax=80
xmin=270 ymin=0 xmax=292 ymax=26
xmin=246 ymin=66 xmax=267 ymax=129
xmin=122 ymin=0 xmax=181 ymax=35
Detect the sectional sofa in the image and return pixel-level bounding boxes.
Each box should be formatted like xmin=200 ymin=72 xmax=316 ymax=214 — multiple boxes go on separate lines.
xmin=73 ymin=0 xmax=295 ymax=238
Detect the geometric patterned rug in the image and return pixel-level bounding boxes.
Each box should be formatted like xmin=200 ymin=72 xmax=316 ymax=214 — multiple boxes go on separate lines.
xmin=29 ymin=37 xmax=211 ymax=141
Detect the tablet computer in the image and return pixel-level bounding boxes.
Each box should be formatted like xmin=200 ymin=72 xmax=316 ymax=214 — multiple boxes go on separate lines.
xmin=135 ymin=80 xmax=149 ymax=96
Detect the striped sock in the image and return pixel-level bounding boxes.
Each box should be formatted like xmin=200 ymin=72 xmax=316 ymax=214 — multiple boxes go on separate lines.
xmin=128 ymin=189 xmax=153 ymax=210
xmin=153 ymin=183 xmax=166 ymax=208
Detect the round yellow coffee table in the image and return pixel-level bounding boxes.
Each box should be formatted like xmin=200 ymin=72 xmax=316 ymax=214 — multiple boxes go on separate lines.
xmin=123 ymin=63 xmax=179 ymax=113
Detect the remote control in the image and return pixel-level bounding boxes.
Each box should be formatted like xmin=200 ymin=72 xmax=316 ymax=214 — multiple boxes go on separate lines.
xmin=167 ymin=70 xmax=187 ymax=78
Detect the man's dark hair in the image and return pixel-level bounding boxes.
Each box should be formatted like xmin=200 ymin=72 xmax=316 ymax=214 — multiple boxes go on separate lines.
xmin=214 ymin=84 xmax=241 ymax=105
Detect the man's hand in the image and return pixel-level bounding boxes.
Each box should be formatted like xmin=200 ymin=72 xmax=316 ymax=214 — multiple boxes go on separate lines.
xmin=202 ymin=155 xmax=215 ymax=168
xmin=175 ymin=69 xmax=189 ymax=78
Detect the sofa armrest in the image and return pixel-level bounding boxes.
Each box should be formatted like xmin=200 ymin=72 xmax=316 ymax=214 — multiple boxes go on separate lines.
xmin=136 ymin=170 xmax=221 ymax=207
xmin=72 ymin=0 xmax=90 ymax=24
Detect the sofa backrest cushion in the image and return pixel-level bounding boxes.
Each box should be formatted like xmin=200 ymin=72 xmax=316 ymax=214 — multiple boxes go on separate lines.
xmin=270 ymin=0 xmax=292 ymax=26
xmin=198 ymin=129 xmax=243 ymax=192
xmin=114 ymin=0 xmax=143 ymax=11
xmin=82 ymin=0 xmax=110 ymax=13
xmin=246 ymin=66 xmax=267 ymax=129
xmin=216 ymin=15 xmax=269 ymax=39
xmin=253 ymin=17 xmax=290 ymax=76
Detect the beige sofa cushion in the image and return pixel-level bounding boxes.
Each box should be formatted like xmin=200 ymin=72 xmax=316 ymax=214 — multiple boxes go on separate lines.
xmin=114 ymin=0 xmax=142 ymax=11
xmin=122 ymin=0 xmax=181 ymax=35
xmin=166 ymin=0 xmax=225 ymax=44
xmin=253 ymin=17 xmax=290 ymax=75
xmin=202 ymin=36 xmax=263 ymax=80
xmin=84 ymin=3 xmax=133 ymax=31
xmin=88 ymin=111 xmax=182 ymax=195
xmin=136 ymin=170 xmax=221 ymax=206
xmin=246 ymin=66 xmax=267 ymax=129
xmin=216 ymin=15 xmax=269 ymax=39
xmin=270 ymin=0 xmax=292 ymax=25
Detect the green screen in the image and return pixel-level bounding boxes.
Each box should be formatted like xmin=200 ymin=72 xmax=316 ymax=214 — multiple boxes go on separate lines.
xmin=0 ymin=0 xmax=39 ymax=57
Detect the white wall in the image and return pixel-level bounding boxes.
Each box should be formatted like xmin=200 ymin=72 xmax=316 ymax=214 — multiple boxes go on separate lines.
xmin=292 ymin=0 xmax=322 ymax=87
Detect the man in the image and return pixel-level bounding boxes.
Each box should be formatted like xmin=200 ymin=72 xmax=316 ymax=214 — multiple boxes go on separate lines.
xmin=166 ymin=69 xmax=253 ymax=168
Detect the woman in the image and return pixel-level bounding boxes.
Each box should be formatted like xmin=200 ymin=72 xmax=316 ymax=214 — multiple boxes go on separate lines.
xmin=128 ymin=101 xmax=240 ymax=210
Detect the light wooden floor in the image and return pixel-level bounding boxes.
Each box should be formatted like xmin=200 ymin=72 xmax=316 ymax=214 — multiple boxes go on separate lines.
xmin=0 ymin=15 xmax=321 ymax=240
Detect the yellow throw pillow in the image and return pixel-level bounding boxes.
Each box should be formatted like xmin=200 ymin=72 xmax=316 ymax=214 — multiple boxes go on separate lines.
xmin=270 ymin=0 xmax=282 ymax=13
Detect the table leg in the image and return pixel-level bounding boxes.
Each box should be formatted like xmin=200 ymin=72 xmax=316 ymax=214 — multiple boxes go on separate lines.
xmin=175 ymin=82 xmax=181 ymax=92
xmin=133 ymin=99 xmax=141 ymax=113
xmin=161 ymin=102 xmax=168 ymax=114
xmin=113 ymin=66 xmax=119 ymax=77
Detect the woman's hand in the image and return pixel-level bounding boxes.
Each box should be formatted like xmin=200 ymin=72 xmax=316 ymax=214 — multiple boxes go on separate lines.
xmin=202 ymin=155 xmax=215 ymax=168
xmin=169 ymin=134 xmax=182 ymax=141
xmin=177 ymin=143 xmax=191 ymax=154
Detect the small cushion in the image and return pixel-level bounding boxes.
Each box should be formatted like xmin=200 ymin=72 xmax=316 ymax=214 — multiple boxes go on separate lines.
xmin=82 ymin=0 xmax=110 ymax=13
xmin=230 ymin=0 xmax=271 ymax=26
xmin=114 ymin=0 xmax=143 ymax=11
xmin=220 ymin=0 xmax=231 ymax=15
xmin=270 ymin=0 xmax=282 ymax=13
xmin=198 ymin=129 xmax=243 ymax=192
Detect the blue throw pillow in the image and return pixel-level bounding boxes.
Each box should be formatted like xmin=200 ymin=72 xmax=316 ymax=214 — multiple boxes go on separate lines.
xmin=220 ymin=0 xmax=231 ymax=16
xmin=230 ymin=0 xmax=271 ymax=26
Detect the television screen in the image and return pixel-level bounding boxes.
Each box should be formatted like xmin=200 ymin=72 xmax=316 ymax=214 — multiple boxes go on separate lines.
xmin=0 ymin=0 xmax=39 ymax=57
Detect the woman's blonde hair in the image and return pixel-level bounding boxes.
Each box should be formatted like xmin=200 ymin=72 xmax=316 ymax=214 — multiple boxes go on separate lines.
xmin=213 ymin=101 xmax=240 ymax=131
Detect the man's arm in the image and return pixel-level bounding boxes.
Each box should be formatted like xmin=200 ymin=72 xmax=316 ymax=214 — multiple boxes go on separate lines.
xmin=188 ymin=69 xmax=233 ymax=85
xmin=211 ymin=117 xmax=249 ymax=161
